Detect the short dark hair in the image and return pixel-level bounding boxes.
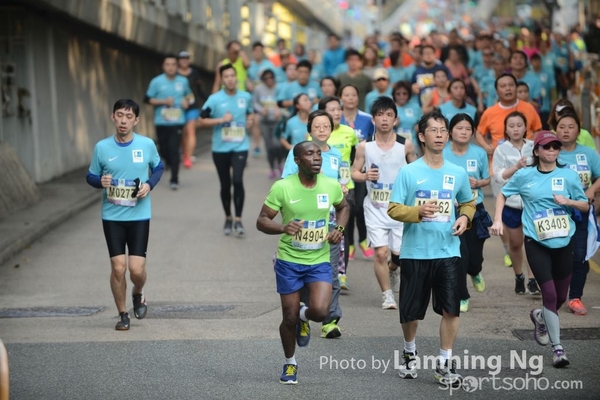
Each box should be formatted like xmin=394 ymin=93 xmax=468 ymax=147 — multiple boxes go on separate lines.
xmin=219 ymin=63 xmax=236 ymax=77
xmin=320 ymin=76 xmax=340 ymax=92
xmin=389 ymin=50 xmax=401 ymax=66
xmin=392 ymin=81 xmax=413 ymax=103
xmin=226 ymin=40 xmax=241 ymax=50
xmin=251 ymin=41 xmax=264 ymax=49
xmin=344 ymin=49 xmax=361 ymax=61
xmin=418 ymin=111 xmax=448 ymax=135
xmin=338 ymin=84 xmax=359 ymax=98
xmin=112 ymin=99 xmax=140 ymax=117
xmin=328 ymin=33 xmax=340 ymax=40
xmin=530 ymin=53 xmax=541 ymax=61
xmin=516 ymin=81 xmax=529 ymax=90
xmin=370 ymin=96 xmax=398 ymax=119
xmin=307 ymin=110 xmax=333 ymax=134
xmin=420 ymin=44 xmax=436 ymax=54
xmin=297 ymin=60 xmax=313 ymax=72
xmin=448 ymin=113 xmax=475 ymax=139
xmin=163 ymin=53 xmax=177 ymax=62
xmin=293 ymin=141 xmax=318 ymax=159
xmin=555 ymin=112 xmax=581 ymax=132
xmin=318 ymin=96 xmax=341 ymax=111
xmin=494 ymin=73 xmax=517 ymax=90
xmin=510 ymin=50 xmax=529 ymax=67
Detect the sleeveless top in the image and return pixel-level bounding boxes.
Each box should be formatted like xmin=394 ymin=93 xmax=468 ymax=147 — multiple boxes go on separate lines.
xmin=363 ymin=135 xmax=407 ymax=227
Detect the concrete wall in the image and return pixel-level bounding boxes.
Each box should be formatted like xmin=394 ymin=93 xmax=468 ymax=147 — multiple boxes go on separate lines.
xmin=0 ymin=6 xmax=210 ymax=183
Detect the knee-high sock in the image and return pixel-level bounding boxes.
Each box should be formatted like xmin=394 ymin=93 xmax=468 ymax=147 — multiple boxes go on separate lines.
xmin=542 ymin=306 xmax=561 ymax=348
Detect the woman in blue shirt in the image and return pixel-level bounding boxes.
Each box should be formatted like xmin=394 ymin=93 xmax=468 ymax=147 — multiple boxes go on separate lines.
xmin=439 ymin=79 xmax=477 ymax=123
xmin=491 ymin=131 xmax=588 ymax=369
xmin=280 ymin=94 xmax=311 ymax=152
xmin=393 ymin=80 xmax=423 ymax=154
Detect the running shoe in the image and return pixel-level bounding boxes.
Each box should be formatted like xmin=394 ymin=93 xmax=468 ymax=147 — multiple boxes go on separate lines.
xmin=280 ymin=364 xmax=298 ymax=384
xmin=252 ymin=147 xmax=261 ymax=157
xmin=321 ymin=321 xmax=342 ymax=338
xmin=381 ymin=290 xmax=397 ymax=309
xmin=529 ymin=309 xmax=549 ymax=346
xmin=527 ymin=279 xmax=541 ymax=295
xmin=552 ymin=348 xmax=570 ymax=368
xmin=348 ymin=244 xmax=355 ymax=261
xmin=398 ymin=350 xmax=418 ymax=379
xmin=170 ymin=182 xmax=178 ymax=191
xmin=183 ymin=156 xmax=192 ymax=169
xmin=234 ymin=220 xmax=245 ymax=236
xmin=223 ymin=219 xmax=233 ymax=236
xmin=504 ymin=253 xmax=512 ymax=267
xmin=359 ymin=240 xmax=374 ymax=258
xmin=297 ymin=303 xmax=311 ymax=347
xmin=515 ymin=275 xmax=526 ymax=294
xmin=567 ymin=298 xmax=587 ymax=315
xmin=389 ymin=266 xmax=400 ymax=293
xmin=339 ymin=273 xmax=349 ymax=290
xmin=115 ymin=312 xmax=130 ymax=331
xmin=434 ymin=359 xmax=462 ymax=388
xmin=471 ymin=273 xmax=485 ymax=292
xmin=132 ymin=292 xmax=147 ymax=319
xmin=460 ymin=299 xmax=469 ymax=313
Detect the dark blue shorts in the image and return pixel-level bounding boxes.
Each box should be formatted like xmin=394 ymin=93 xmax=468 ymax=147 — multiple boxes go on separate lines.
xmin=274 ymin=259 xmax=332 ymax=295
xmin=185 ymin=108 xmax=199 ymax=122
xmin=502 ymin=206 xmax=522 ymax=229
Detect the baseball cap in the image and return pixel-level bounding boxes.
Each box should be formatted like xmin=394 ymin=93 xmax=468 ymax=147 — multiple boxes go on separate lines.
xmin=534 ymin=131 xmax=562 ymax=147
xmin=373 ymin=68 xmax=389 ymax=81
xmin=177 ymin=51 xmax=191 ymax=59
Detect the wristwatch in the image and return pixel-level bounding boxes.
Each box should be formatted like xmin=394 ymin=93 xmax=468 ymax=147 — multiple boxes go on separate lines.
xmin=335 ymin=225 xmax=345 ymax=233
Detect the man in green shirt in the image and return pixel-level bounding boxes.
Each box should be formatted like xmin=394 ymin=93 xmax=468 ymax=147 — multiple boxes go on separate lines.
xmin=257 ymin=141 xmax=349 ymax=385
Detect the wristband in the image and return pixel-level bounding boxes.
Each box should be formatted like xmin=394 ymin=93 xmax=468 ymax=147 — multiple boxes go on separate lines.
xmin=335 ymin=225 xmax=345 ymax=233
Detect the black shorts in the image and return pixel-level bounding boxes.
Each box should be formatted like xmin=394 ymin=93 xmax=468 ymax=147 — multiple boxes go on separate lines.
xmin=102 ymin=220 xmax=150 ymax=258
xmin=399 ymin=257 xmax=460 ymax=323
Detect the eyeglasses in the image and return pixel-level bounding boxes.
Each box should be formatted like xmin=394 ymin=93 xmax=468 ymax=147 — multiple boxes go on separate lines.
xmin=425 ymin=128 xmax=448 ymax=134
xmin=541 ymin=143 xmax=561 ymax=150
xmin=313 ymin=125 xmax=332 ymax=131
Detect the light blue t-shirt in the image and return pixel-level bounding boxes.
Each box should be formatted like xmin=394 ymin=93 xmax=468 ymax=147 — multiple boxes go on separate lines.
xmin=531 ymin=69 xmax=555 ymax=113
xmin=88 ymin=133 xmax=162 ymax=221
xmin=443 ymin=143 xmax=490 ymax=204
xmin=439 ymin=101 xmax=477 ymax=122
xmin=281 ymin=145 xmax=342 ymax=180
xmin=480 ymin=74 xmax=498 ymax=108
xmin=365 ymin=88 xmax=393 ymax=115
xmin=247 ymin=59 xmax=276 ymax=82
xmin=277 ymin=80 xmax=322 ymax=103
xmin=558 ymin=144 xmax=600 ymax=191
xmin=201 ymin=89 xmax=253 ymax=153
xmin=502 ymin=166 xmax=586 ymax=248
xmin=310 ymin=63 xmax=326 ymax=82
xmin=518 ymin=71 xmax=542 ymax=103
xmin=390 ymin=158 xmax=473 ymax=259
xmin=396 ymin=103 xmax=423 ymax=142
xmin=541 ymin=52 xmax=557 ymax=81
xmin=387 ymin=66 xmax=408 ymax=84
xmin=275 ymin=67 xmax=288 ymax=84
xmin=551 ymin=40 xmax=570 ymax=73
xmin=283 ymin=115 xmax=308 ymax=146
xmin=468 ymin=50 xmax=482 ymax=71
xmin=145 ymin=74 xmax=191 ymax=126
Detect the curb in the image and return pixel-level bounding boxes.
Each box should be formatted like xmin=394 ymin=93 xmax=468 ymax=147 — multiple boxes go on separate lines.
xmin=0 ymin=194 xmax=100 ymax=266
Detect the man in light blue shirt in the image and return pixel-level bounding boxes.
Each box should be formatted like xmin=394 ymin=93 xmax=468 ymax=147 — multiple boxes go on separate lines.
xmin=277 ymin=60 xmax=323 ymax=109
xmin=323 ymin=34 xmax=346 ymax=76
xmin=247 ymin=42 xmax=276 ymax=88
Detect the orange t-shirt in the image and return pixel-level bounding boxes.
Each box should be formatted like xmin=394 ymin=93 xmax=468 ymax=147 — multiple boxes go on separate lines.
xmin=477 ymin=100 xmax=542 ymax=149
xmin=383 ymin=53 xmax=414 ymax=68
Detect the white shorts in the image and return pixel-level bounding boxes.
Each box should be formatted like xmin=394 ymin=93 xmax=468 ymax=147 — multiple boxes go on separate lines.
xmin=367 ymin=225 xmax=403 ymax=253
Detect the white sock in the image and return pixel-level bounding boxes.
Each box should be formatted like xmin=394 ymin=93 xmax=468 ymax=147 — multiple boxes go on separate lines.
xmin=439 ymin=348 xmax=452 ymax=364
xmin=299 ymin=305 xmax=308 ymax=322
xmin=404 ymin=339 xmax=416 ymax=354
xmin=286 ymin=355 xmax=297 ymax=365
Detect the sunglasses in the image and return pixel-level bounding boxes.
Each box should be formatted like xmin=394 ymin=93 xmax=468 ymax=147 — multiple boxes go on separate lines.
xmin=541 ymin=143 xmax=561 ymax=150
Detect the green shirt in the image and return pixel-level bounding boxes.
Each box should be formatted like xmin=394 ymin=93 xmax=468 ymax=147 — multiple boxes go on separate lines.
xmin=322 ymin=124 xmax=359 ymax=189
xmin=577 ymin=129 xmax=597 ymax=151
xmin=265 ymin=174 xmax=344 ymax=265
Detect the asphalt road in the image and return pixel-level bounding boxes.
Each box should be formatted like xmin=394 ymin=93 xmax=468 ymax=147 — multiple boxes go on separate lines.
xmin=1 ymin=150 xmax=599 ymax=399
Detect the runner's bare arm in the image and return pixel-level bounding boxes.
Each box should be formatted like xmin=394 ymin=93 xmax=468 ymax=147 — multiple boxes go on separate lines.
xmin=256 ymin=204 xmax=304 ymax=235
xmin=350 ymin=142 xmax=367 ymax=183
xmin=404 ymin=138 xmax=417 ymax=163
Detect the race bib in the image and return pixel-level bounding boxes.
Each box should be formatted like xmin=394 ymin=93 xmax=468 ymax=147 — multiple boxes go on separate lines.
xmin=291 ymin=219 xmax=327 ymax=250
xmin=161 ymin=107 xmax=182 ymax=122
xmin=414 ymin=190 xmax=453 ymax=222
xmin=339 ymin=161 xmax=351 ymax=185
xmin=222 ymin=122 xmax=246 ymax=142
xmin=370 ymin=183 xmax=393 ymax=208
xmin=106 ymin=179 xmax=138 ymax=207
xmin=533 ymin=208 xmax=570 ymax=240
xmin=569 ymin=164 xmax=591 ymax=189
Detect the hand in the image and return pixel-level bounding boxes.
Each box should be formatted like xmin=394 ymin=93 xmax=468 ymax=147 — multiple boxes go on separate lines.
xmin=283 ymin=220 xmax=304 ymax=235
xmin=246 ymin=114 xmax=254 ymax=128
xmin=327 ymin=229 xmax=343 ymax=244
xmin=585 ymin=188 xmax=596 ymax=204
xmin=136 ymin=183 xmax=151 ymax=199
xmin=164 ymin=97 xmax=174 ymax=107
xmin=477 ymin=103 xmax=484 ymax=113
xmin=516 ymin=156 xmax=527 ymax=169
xmin=181 ymin=98 xmax=189 ymax=109
xmin=452 ymin=215 xmax=468 ymax=236
xmin=365 ymin=168 xmax=379 ymax=182
xmin=490 ymin=220 xmax=503 ymax=236
xmin=469 ymin=177 xmax=478 ymax=189
xmin=553 ymin=194 xmax=570 ymax=206
xmin=221 ymin=112 xmax=233 ymax=123
xmin=485 ymin=145 xmax=494 ymax=155
xmin=340 ymin=184 xmax=349 ymax=196
xmin=411 ymin=83 xmax=420 ymax=95
xmin=418 ymin=200 xmax=440 ymax=218
xmin=101 ymin=174 xmax=112 ymax=188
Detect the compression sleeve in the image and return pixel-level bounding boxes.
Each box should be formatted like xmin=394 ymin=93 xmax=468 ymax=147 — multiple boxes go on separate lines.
xmin=146 ymin=161 xmax=164 ymax=190
xmin=86 ymin=172 xmax=103 ymax=189
xmin=387 ymin=202 xmax=421 ymax=223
